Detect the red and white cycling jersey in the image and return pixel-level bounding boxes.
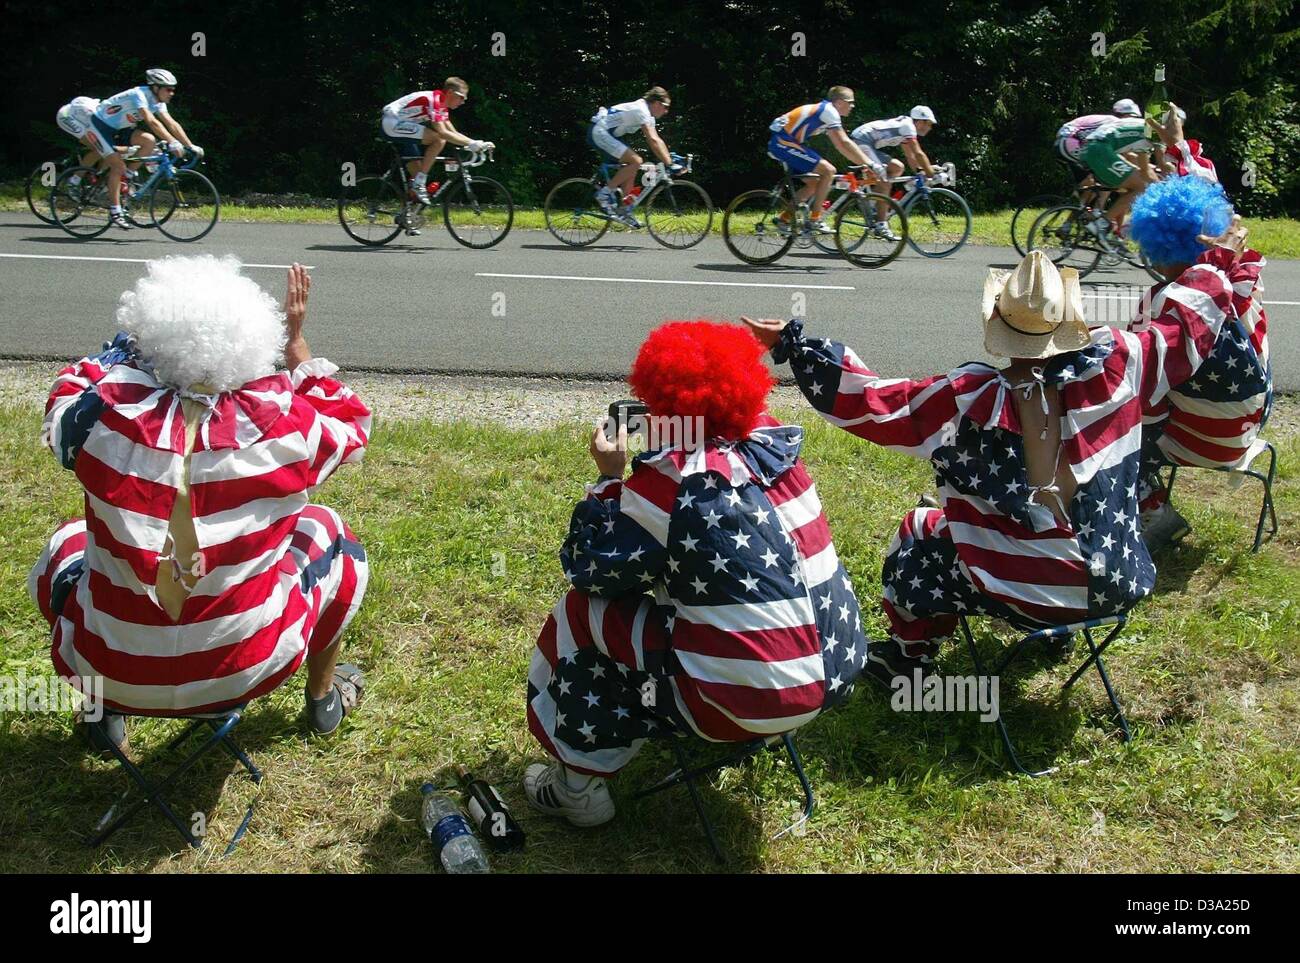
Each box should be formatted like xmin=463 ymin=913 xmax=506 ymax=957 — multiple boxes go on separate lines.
xmin=383 ymin=90 xmax=449 ymax=126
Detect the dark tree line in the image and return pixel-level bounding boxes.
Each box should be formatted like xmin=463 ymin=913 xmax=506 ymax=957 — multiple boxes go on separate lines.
xmin=5 ymin=0 xmax=1297 ymax=214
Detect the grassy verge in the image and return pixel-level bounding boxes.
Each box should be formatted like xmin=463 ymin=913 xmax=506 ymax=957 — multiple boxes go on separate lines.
xmin=5 ymin=181 xmax=1299 ymax=258
xmin=0 ymin=392 xmax=1296 ymax=873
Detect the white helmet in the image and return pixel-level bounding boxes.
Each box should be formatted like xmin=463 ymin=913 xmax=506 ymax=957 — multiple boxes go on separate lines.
xmin=910 ymin=105 xmax=937 ymax=124
xmin=146 ymin=68 xmax=178 ymax=87
xmin=1112 ymin=98 xmax=1141 ymax=117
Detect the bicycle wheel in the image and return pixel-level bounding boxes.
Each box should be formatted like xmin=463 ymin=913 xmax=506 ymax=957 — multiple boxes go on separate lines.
xmin=1011 ymin=194 xmax=1066 ymax=255
xmin=1136 ymin=247 xmax=1163 ymax=283
xmin=339 ymin=176 xmax=406 ymax=246
xmin=543 ymin=178 xmax=610 ymax=246
xmin=151 ymin=169 xmax=220 ymax=241
xmin=1027 ymin=205 xmax=1101 ymax=277
xmin=27 ymin=161 xmax=62 ymax=224
xmin=722 ymin=188 xmax=796 ymax=264
xmin=442 ymin=175 xmax=514 ymax=248
xmin=835 ymin=194 xmax=907 ymax=268
xmin=643 ymin=179 xmax=713 ymax=250
xmin=50 ymin=166 xmax=112 ymax=239
xmin=904 ymin=188 xmax=972 ymax=258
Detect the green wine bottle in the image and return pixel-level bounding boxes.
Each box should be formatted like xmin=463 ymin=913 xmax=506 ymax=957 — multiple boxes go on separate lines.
xmin=1145 ymin=63 xmax=1169 ymax=136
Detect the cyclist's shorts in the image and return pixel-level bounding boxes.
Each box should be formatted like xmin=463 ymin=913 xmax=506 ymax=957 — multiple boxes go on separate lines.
xmin=1053 ymin=125 xmax=1091 ymax=166
xmin=381 ymin=114 xmax=425 ymax=159
xmin=849 ymin=137 xmax=890 ymax=179
xmin=56 ymin=103 xmax=95 ymax=140
xmin=766 ymin=133 xmax=820 ymax=175
xmin=587 ymin=123 xmax=627 ymax=161
xmin=86 ymin=116 xmax=134 ymax=158
xmin=1081 ymin=140 xmax=1137 ymax=189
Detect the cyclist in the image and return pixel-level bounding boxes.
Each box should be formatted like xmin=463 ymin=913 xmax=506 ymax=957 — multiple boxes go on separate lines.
xmin=55 ymin=96 xmax=113 ymax=173
xmin=89 ymin=69 xmax=203 ymax=230
xmin=768 ymin=86 xmax=878 ymax=236
xmin=1054 ymin=98 xmax=1142 ymax=173
xmin=1079 ymin=110 xmax=1160 ymax=236
xmin=588 ymin=86 xmax=680 ymax=227
xmin=381 ymin=77 xmax=493 ymax=206
xmin=849 ymin=105 xmax=939 ymax=239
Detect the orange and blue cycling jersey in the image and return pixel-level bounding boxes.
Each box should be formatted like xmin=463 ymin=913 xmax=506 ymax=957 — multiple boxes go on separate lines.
xmin=767 ymin=101 xmax=842 ymax=175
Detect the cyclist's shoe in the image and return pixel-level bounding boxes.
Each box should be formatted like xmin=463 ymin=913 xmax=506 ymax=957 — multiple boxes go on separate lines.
xmin=410 ymin=184 xmax=432 ymax=207
xmin=803 ymin=218 xmax=834 ymax=236
xmin=775 ymin=218 xmax=795 ymax=238
xmin=871 ymin=221 xmax=900 ymax=241
xmin=109 ymin=210 xmax=132 ymax=231
xmin=595 ymin=187 xmax=618 ymax=215
xmin=618 ymin=211 xmax=643 ymax=229
xmin=1084 ymin=214 xmax=1110 ymax=240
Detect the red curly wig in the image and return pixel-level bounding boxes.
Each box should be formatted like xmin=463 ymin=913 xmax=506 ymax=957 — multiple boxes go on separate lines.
xmin=629 ymin=320 xmax=774 ymax=442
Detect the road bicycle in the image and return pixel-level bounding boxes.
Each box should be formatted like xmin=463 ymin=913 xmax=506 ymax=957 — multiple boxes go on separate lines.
xmin=1027 ymin=193 xmax=1163 ymax=281
xmin=27 ymin=149 xmax=110 ymax=225
xmin=810 ymin=162 xmax=969 ymax=259
xmin=49 ymin=147 xmax=220 ymax=241
xmin=543 ymin=153 xmax=713 ymax=249
xmin=338 ymin=144 xmax=514 ymax=248
xmin=722 ymin=165 xmax=908 ymax=267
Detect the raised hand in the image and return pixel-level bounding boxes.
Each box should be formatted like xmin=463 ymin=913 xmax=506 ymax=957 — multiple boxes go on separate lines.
xmin=1198 ymin=214 xmax=1248 ymax=264
xmin=740 ymin=315 xmax=787 ymax=349
xmin=283 ymin=263 xmax=313 ymax=369
xmin=590 ymin=421 xmax=628 ymax=478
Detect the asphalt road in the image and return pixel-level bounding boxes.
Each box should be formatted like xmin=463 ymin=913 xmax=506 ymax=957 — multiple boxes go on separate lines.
xmin=2 ymin=214 xmax=1297 ymax=387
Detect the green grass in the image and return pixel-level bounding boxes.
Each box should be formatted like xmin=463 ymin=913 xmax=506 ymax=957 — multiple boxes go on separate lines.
xmin=0 ymin=395 xmax=1296 ymax=873
xmin=5 ymin=180 xmax=1300 ymax=258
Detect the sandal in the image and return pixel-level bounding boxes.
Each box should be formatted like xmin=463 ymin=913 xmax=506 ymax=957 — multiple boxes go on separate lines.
xmin=305 ymin=664 xmax=365 ymax=734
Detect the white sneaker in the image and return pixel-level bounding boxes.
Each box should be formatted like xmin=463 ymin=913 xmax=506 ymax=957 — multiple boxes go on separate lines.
xmin=524 ymin=761 xmax=616 ymax=827
xmin=1139 ymin=502 xmax=1191 ymax=552
xmin=595 ymin=187 xmax=618 ymax=215
xmin=871 ymin=221 xmax=900 ymax=241
xmin=410 ymin=184 xmax=431 ymax=206
xmin=775 ymin=218 xmax=794 ymax=238
xmin=804 ymin=218 xmax=834 ymax=236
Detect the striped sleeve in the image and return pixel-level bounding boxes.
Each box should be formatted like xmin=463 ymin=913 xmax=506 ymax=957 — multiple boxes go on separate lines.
xmin=560 ymin=465 xmax=671 ymax=597
xmin=773 ymin=319 xmax=958 ymax=458
xmin=44 ymin=333 xmax=136 ymax=470
xmin=1135 ymin=247 xmax=1242 ymax=409
xmin=290 ymin=358 xmax=371 ymax=488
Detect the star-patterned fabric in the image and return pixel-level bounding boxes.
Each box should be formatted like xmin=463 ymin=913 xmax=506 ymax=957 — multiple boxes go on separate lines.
xmin=527 ymin=414 xmax=868 ymax=777
xmin=773 ymin=246 xmax=1246 ymax=643
xmin=1130 ymin=251 xmax=1269 ymax=511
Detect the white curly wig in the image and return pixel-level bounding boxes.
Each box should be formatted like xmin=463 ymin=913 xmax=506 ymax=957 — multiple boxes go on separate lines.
xmin=115 ymin=255 xmax=287 ymax=392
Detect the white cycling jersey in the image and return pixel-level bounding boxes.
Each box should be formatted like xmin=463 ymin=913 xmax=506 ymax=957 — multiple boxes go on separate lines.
xmin=95 ymin=86 xmax=169 ymax=130
xmin=592 ymin=99 xmax=655 ymax=138
xmin=850 ymin=116 xmax=918 ymax=148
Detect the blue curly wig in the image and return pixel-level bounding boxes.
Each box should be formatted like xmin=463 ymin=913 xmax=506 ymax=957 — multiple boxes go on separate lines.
xmin=1129 ymin=175 xmax=1233 ymax=268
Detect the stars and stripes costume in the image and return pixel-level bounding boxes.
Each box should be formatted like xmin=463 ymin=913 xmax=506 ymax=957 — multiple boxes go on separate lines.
xmin=28 ymin=334 xmax=371 ymax=716
xmin=1134 ymin=251 xmax=1270 ymax=511
xmin=527 ymin=416 xmax=867 ymax=777
xmin=772 ymin=246 xmax=1248 ymax=652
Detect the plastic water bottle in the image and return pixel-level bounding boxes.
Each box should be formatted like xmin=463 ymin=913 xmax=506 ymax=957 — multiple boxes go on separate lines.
xmin=420 ymin=783 xmax=490 ymax=874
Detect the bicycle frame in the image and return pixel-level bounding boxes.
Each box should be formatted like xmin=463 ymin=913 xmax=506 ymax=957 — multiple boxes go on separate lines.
xmin=587 ymin=153 xmax=695 ymax=218
xmin=122 ymin=148 xmax=202 ymax=202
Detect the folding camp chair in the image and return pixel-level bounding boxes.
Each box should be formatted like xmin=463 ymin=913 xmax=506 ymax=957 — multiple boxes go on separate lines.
xmin=958 ymin=613 xmax=1130 ymax=778
xmin=1163 ymin=437 xmax=1278 ymax=553
xmin=635 ymin=731 xmax=813 ymax=864
xmin=85 ymin=704 xmax=261 ymax=854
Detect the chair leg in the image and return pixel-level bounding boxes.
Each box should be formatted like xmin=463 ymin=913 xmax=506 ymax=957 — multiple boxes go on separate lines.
xmin=668 ymin=740 xmax=725 ymax=865
xmin=960 ymin=617 xmax=1057 ymax=778
xmin=1247 ymin=442 xmax=1279 ymax=553
xmin=771 ymin=733 xmax=815 ymax=840
xmin=1064 ymin=625 xmax=1131 ymax=742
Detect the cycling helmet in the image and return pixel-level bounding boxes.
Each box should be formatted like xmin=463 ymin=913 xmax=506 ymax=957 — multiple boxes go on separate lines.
xmin=1112 ymin=98 xmax=1141 ymax=117
xmin=910 ymin=105 xmax=937 ymax=124
xmin=146 ymin=68 xmax=178 ymax=87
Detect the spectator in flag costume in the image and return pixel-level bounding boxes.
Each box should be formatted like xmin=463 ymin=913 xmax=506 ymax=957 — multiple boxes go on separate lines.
xmin=1125 ymin=175 xmax=1270 ymax=550
xmin=524 ymin=321 xmax=868 ymax=827
xmin=743 ymin=220 xmax=1255 ymax=684
xmin=29 ymin=257 xmax=371 ymax=752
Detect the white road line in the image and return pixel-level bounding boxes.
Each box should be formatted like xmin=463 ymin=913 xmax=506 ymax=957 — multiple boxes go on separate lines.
xmin=0 ymin=253 xmax=312 ymax=270
xmin=476 ymin=271 xmax=855 ymax=291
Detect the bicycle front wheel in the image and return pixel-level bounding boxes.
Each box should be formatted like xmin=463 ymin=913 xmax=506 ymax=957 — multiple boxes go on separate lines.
xmin=339 ymin=176 xmax=405 ymax=246
xmin=1028 ymin=204 xmax=1101 ymax=277
xmin=835 ymin=194 xmax=907 ymax=268
xmin=27 ymin=161 xmax=61 ymax=225
xmin=643 ymin=179 xmax=713 ymax=249
xmin=543 ymin=178 xmax=609 ymax=246
xmin=905 ymin=188 xmax=972 ymax=258
xmin=722 ymin=188 xmax=796 ymax=264
xmin=1011 ymin=194 xmax=1066 ymax=255
xmin=50 ymin=167 xmax=111 ymax=239
xmin=443 ymin=176 xmax=514 ymax=248
xmin=152 ymin=170 xmax=220 ymax=241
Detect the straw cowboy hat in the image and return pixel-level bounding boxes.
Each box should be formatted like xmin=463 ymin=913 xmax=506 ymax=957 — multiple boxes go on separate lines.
xmin=982 ymin=250 xmax=1091 ymax=360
